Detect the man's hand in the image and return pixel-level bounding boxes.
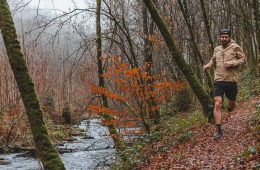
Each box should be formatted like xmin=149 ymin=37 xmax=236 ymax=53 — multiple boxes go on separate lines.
xmin=203 ymin=64 xmax=210 ymax=71
xmin=224 ymin=62 xmax=231 ymax=68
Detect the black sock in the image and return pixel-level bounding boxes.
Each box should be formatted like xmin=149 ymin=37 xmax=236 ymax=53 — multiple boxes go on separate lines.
xmin=216 ymin=124 xmax=222 ymax=133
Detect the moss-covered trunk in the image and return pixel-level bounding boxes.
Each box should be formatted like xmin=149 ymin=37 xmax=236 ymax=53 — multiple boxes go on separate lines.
xmin=0 ymin=1 xmax=65 ymax=169
xmin=96 ymin=0 xmax=108 ymax=109
xmin=143 ymin=0 xmax=213 ymax=119
xmin=142 ymin=2 xmax=160 ymax=125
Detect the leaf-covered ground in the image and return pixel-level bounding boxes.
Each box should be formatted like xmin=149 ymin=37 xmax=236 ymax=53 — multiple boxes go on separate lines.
xmin=136 ymin=95 xmax=260 ymax=169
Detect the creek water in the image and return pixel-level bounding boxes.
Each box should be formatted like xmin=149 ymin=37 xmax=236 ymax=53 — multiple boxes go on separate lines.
xmin=0 ymin=119 xmax=117 ymax=170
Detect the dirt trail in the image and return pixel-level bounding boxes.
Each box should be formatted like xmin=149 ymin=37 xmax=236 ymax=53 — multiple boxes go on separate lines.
xmin=139 ymin=96 xmax=260 ymax=169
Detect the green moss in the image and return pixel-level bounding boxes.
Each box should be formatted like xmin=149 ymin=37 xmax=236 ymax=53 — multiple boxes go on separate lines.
xmin=62 ymin=104 xmax=71 ymax=124
xmin=168 ymin=111 xmax=207 ymax=134
xmin=175 ymin=88 xmax=192 ymax=112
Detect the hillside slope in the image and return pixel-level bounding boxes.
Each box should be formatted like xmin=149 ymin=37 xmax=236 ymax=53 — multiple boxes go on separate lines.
xmin=137 ymin=95 xmax=260 ymax=169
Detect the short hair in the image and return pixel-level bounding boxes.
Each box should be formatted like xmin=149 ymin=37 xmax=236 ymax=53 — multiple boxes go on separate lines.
xmin=219 ymin=28 xmax=231 ymax=36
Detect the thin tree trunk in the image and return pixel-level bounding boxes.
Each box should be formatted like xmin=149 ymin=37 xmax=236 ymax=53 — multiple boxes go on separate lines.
xmin=177 ymin=0 xmax=213 ymax=92
xmin=142 ymin=3 xmax=160 ymax=125
xmin=143 ymin=0 xmax=213 ymax=119
xmin=199 ymin=0 xmax=215 ymax=93
xmin=0 ymin=1 xmax=65 ymax=169
xmin=236 ymin=1 xmax=253 ymax=65
xmin=96 ymin=0 xmax=125 ymax=150
xmin=253 ymin=0 xmax=260 ymax=66
xmin=96 ymin=0 xmax=108 ymax=108
xmin=199 ymin=0 xmax=214 ymax=54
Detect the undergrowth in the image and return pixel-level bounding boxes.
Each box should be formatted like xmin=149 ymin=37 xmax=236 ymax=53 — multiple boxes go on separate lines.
xmin=238 ymin=69 xmax=260 ymax=102
xmin=115 ymin=111 xmax=207 ymax=169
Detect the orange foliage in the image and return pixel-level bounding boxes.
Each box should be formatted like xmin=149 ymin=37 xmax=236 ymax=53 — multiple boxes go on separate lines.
xmin=89 ymin=55 xmax=188 ymax=134
xmin=91 ymin=86 xmax=127 ymax=102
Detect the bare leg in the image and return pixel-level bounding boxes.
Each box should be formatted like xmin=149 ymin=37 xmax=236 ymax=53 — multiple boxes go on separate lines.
xmin=214 ymin=96 xmax=223 ymax=139
xmin=214 ymin=96 xmax=222 ymax=124
xmin=228 ymin=100 xmax=236 ymax=112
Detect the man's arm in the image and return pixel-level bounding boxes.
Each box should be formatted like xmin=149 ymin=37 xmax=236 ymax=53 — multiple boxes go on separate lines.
xmin=225 ymin=46 xmax=245 ymax=67
xmin=234 ymin=46 xmax=246 ymax=66
xmin=203 ymin=49 xmax=216 ymax=70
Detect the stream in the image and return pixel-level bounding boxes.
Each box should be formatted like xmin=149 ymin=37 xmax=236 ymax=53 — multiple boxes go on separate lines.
xmin=0 ymin=119 xmax=117 ymax=170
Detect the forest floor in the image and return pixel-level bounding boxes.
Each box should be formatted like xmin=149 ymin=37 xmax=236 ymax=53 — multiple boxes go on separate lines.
xmin=136 ymin=95 xmax=260 ymax=169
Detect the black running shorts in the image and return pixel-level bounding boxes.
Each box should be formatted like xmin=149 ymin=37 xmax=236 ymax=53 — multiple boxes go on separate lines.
xmin=213 ymin=81 xmax=237 ymax=101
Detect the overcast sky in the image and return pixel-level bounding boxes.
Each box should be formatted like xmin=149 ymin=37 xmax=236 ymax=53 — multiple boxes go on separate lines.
xmin=8 ymin=0 xmax=91 ymax=13
xmin=8 ymin=0 xmax=97 ymax=37
xmin=29 ymin=0 xmax=87 ymax=11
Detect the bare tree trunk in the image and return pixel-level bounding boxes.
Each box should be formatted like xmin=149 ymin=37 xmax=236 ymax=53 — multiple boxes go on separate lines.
xmin=143 ymin=0 xmax=213 ymax=120
xmin=0 ymin=1 xmax=65 ymax=169
xmin=199 ymin=0 xmax=215 ymax=54
xmin=96 ymin=0 xmax=125 ymax=150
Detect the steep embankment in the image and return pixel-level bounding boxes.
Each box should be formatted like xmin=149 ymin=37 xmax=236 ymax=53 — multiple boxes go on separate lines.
xmin=138 ymin=95 xmax=260 ymax=169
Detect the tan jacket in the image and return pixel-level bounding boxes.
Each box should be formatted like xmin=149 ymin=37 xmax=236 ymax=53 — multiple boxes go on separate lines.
xmin=207 ymin=40 xmax=246 ymax=82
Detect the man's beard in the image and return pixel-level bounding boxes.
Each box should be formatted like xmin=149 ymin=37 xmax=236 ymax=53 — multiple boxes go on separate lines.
xmin=221 ymin=40 xmax=230 ymax=47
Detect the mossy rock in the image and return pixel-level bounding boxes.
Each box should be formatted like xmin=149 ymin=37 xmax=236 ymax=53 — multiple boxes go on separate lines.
xmin=248 ymin=146 xmax=257 ymax=155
